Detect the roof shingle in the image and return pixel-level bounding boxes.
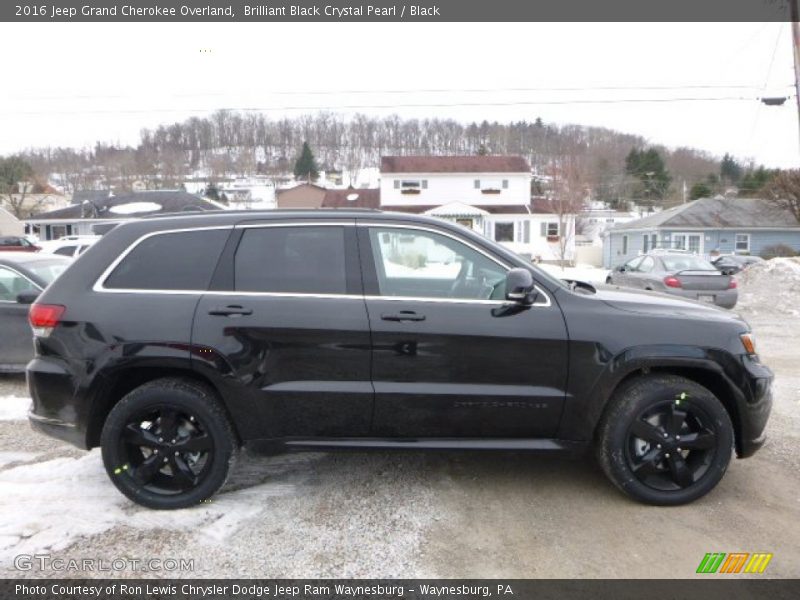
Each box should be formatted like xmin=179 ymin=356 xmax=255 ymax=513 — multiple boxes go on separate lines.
xmin=380 ymin=156 xmax=530 ymax=174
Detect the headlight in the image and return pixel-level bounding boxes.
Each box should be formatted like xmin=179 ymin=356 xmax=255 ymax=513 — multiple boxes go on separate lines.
xmin=740 ymin=333 xmax=757 ymax=355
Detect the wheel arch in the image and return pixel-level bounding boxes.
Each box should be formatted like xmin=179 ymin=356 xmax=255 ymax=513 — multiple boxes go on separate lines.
xmin=602 ymin=365 xmax=744 ymax=456
xmin=85 ymin=366 xmax=240 ymax=449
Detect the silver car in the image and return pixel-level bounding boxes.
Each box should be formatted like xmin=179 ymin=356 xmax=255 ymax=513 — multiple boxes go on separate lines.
xmin=607 ymin=252 xmax=737 ymax=309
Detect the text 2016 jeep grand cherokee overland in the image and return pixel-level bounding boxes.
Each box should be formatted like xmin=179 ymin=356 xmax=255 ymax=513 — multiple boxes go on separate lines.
xmin=26 ymin=210 xmax=773 ymax=509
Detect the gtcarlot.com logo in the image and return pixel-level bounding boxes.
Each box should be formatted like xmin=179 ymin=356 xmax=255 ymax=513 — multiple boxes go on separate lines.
xmin=696 ymin=552 xmax=773 ymax=574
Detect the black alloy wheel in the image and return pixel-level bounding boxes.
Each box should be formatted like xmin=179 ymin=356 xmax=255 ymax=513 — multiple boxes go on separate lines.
xmin=101 ymin=378 xmax=237 ymax=509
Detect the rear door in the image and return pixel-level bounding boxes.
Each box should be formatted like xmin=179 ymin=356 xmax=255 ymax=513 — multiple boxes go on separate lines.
xmin=0 ymin=265 xmax=41 ymax=367
xmin=191 ymin=220 xmax=373 ymax=439
xmin=359 ymin=221 xmax=569 ymax=438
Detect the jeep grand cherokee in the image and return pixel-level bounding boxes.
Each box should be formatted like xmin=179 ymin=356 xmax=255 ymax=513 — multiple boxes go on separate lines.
xmin=26 ymin=210 xmax=773 ymax=508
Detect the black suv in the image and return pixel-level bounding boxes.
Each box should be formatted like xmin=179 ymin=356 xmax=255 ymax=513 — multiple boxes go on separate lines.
xmin=27 ymin=210 xmax=773 ymax=508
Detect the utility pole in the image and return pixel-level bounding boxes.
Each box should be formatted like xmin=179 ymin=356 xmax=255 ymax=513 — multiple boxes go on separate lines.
xmin=792 ymin=0 xmax=800 ymax=153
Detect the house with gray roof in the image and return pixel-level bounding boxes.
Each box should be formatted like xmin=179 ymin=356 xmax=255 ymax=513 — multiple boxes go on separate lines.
xmin=26 ymin=190 xmax=224 ymax=240
xmin=603 ymin=196 xmax=800 ymax=268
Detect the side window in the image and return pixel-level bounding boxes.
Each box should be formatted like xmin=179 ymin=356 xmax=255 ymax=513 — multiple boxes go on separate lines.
xmin=625 ymin=257 xmax=644 ymax=271
xmin=54 ymin=246 xmax=76 ymax=256
xmin=234 ymin=226 xmax=347 ymax=294
xmin=0 ymin=266 xmax=39 ymax=302
xmin=638 ymin=256 xmax=656 ymax=273
xmin=368 ymin=227 xmax=507 ymax=301
xmin=103 ymin=229 xmax=229 ymax=290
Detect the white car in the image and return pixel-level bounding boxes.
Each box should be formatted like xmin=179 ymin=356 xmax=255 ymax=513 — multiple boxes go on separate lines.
xmin=37 ymin=235 xmax=100 ymax=259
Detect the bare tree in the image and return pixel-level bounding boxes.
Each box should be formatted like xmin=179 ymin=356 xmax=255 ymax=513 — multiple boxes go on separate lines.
xmin=761 ymin=170 xmax=800 ymax=223
xmin=545 ymin=156 xmax=589 ymax=266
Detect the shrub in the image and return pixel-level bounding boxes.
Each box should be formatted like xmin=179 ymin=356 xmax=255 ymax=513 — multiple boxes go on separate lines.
xmin=760 ymin=244 xmax=798 ymax=260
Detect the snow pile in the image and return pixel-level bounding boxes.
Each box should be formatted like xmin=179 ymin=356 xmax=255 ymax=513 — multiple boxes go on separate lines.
xmin=0 ymin=450 xmax=322 ymax=560
xmin=538 ymin=263 xmax=611 ymax=285
xmin=736 ymin=257 xmax=800 ymax=316
xmin=0 ymin=396 xmax=31 ymax=421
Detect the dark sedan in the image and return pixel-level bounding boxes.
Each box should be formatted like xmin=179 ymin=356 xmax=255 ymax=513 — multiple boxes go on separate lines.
xmin=0 ymin=252 xmax=70 ymax=372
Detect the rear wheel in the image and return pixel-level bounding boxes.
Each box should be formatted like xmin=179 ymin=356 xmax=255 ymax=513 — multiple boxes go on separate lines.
xmin=596 ymin=374 xmax=734 ymax=505
xmin=101 ymin=377 xmax=237 ymax=509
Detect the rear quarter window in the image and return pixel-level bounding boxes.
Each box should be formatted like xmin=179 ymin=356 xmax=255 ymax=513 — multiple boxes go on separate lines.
xmin=103 ymin=229 xmax=229 ymax=291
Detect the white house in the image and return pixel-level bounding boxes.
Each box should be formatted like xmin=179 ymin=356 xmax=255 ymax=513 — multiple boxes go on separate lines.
xmin=378 ymin=156 xmax=576 ymax=262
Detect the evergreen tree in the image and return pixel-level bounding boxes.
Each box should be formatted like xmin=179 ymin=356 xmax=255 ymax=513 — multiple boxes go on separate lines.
xmin=689 ymin=182 xmax=712 ymax=200
xmin=293 ymin=142 xmax=319 ymax=182
xmin=720 ymin=153 xmax=743 ymax=184
xmin=625 ymin=147 xmax=672 ymax=205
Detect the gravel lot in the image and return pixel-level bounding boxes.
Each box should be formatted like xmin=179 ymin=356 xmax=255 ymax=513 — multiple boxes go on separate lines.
xmin=1 ymin=294 xmax=798 ymax=579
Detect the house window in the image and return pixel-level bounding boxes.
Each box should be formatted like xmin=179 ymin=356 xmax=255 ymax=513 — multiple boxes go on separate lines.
xmin=735 ymin=233 xmax=750 ymax=254
xmin=502 ymin=179 xmax=509 ymax=189
xmin=478 ymin=179 xmax=503 ymax=194
xmin=494 ymin=222 xmax=514 ymax=242
xmin=622 ymin=235 xmax=628 ymax=254
xmin=540 ymin=222 xmax=559 ymax=239
xmin=398 ymin=179 xmax=427 ymax=193
xmin=523 ymin=220 xmax=531 ymax=244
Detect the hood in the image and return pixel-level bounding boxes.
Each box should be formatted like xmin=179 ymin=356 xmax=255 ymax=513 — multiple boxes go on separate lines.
xmin=593 ymin=284 xmax=747 ymax=325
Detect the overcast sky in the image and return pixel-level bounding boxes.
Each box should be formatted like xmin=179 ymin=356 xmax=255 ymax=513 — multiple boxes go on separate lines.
xmin=1 ymin=22 xmax=797 ymax=168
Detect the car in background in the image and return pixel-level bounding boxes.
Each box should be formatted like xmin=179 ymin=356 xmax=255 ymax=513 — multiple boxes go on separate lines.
xmin=0 ymin=236 xmax=40 ymax=252
xmin=711 ymin=254 xmax=765 ymax=275
xmin=607 ymin=251 xmax=737 ymax=308
xmin=38 ymin=235 xmax=100 ymax=259
xmin=0 ymin=252 xmax=71 ymax=372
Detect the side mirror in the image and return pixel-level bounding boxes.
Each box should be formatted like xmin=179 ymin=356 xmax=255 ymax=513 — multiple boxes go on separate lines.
xmin=616 ymin=265 xmax=626 ymax=272
xmin=16 ymin=290 xmax=40 ymax=305
xmin=505 ymin=268 xmax=536 ymax=305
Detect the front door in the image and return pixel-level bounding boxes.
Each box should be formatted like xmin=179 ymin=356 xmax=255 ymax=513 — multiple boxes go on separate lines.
xmin=0 ymin=266 xmax=41 ymax=367
xmin=358 ymin=222 xmax=569 ymax=438
xmin=191 ymin=221 xmax=373 ymax=439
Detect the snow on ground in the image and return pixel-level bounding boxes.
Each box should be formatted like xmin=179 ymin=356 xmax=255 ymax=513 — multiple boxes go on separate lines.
xmin=0 ymin=449 xmax=323 ymax=563
xmin=537 ymin=263 xmax=610 ymax=285
xmin=736 ymin=257 xmax=800 ymax=317
xmin=0 ymin=396 xmax=31 ymax=421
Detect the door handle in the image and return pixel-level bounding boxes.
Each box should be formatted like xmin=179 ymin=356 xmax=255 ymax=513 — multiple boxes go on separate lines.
xmin=208 ymin=305 xmax=253 ymax=317
xmin=381 ymin=311 xmax=426 ymax=322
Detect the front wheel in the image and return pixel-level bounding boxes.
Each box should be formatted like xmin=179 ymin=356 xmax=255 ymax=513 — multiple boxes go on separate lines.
xmin=101 ymin=377 xmax=237 ymax=509
xmin=596 ymin=374 xmax=734 ymax=505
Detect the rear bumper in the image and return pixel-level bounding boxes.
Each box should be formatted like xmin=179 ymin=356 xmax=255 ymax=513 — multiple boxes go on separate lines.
xmin=669 ymin=288 xmax=738 ymax=309
xmin=26 ymin=356 xmax=89 ymax=450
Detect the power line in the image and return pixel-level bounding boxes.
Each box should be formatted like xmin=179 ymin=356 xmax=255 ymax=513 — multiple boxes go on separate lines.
xmin=10 ymin=95 xmax=785 ymax=116
xmin=9 ymin=83 xmax=795 ymax=102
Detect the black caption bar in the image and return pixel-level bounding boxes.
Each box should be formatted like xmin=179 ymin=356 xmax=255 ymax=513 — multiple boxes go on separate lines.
xmin=1 ymin=0 xmax=796 ymax=22
xmin=2 ymin=580 xmax=800 ymax=600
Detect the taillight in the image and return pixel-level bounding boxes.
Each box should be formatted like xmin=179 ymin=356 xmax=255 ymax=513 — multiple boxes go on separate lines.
xmin=728 ymin=278 xmax=737 ymax=289
xmin=29 ymin=303 xmax=65 ymax=336
xmin=663 ymin=276 xmax=682 ymax=288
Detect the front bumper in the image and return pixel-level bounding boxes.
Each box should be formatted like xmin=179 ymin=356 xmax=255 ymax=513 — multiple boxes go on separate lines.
xmin=735 ymin=355 xmax=773 ymax=458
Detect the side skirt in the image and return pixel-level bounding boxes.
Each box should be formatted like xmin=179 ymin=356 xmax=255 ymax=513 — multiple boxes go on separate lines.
xmin=245 ymin=437 xmax=589 ymax=457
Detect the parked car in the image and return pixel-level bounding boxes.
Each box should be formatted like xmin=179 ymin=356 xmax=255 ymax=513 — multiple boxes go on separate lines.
xmin=38 ymin=235 xmax=101 ymax=259
xmin=0 ymin=236 xmax=40 ymax=252
xmin=0 ymin=252 xmax=71 ymax=371
xmin=711 ymin=254 xmax=765 ymax=275
xmin=606 ymin=252 xmax=738 ymax=308
xmin=27 ymin=211 xmax=772 ymax=508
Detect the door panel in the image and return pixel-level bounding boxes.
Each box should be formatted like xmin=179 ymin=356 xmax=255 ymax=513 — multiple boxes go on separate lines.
xmin=0 ymin=266 xmax=40 ymax=367
xmin=191 ymin=222 xmax=373 ymax=439
xmin=360 ymin=225 xmax=569 ymax=438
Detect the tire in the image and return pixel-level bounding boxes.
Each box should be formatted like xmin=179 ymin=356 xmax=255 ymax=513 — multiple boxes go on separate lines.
xmin=101 ymin=377 xmax=238 ymax=509
xmin=596 ymin=374 xmax=734 ymax=506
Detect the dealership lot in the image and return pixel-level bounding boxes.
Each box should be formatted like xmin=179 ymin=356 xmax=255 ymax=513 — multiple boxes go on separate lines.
xmin=1 ymin=293 xmax=798 ymax=579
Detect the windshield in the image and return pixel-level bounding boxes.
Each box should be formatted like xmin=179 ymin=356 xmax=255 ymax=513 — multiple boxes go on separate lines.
xmin=661 ymin=255 xmax=718 ymax=272
xmin=26 ymin=261 xmax=69 ymax=284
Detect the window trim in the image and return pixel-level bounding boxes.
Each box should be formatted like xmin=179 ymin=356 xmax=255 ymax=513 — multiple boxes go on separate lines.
xmin=93 ymin=221 xmax=552 ymax=307
xmin=0 ymin=264 xmax=42 ymax=303
xmin=734 ymin=232 xmax=751 ymax=254
xmin=93 ymin=222 xmax=359 ymax=297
